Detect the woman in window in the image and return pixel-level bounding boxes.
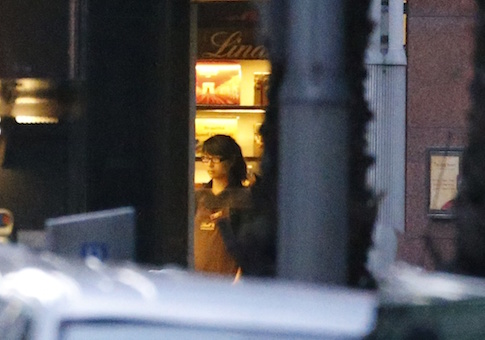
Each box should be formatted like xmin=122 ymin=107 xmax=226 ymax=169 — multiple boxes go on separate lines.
xmin=194 ymin=134 xmax=251 ymax=278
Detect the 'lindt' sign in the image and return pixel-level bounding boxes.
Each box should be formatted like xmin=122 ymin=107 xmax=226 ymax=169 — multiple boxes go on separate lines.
xmin=199 ymin=31 xmax=269 ymax=60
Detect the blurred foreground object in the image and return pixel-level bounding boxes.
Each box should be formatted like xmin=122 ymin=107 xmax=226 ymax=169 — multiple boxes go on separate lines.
xmin=0 ymin=244 xmax=377 ymax=339
xmin=0 ymin=209 xmax=14 ymax=242
xmin=44 ymin=206 xmax=136 ymax=262
xmin=454 ymin=0 xmax=485 ymax=278
xmin=368 ymin=262 xmax=485 ymax=339
xmin=257 ymin=0 xmax=376 ymax=286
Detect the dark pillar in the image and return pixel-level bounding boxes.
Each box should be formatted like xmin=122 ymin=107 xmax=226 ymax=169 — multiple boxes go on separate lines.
xmin=0 ymin=0 xmax=69 ymax=78
xmin=0 ymin=0 xmax=70 ymax=231
xmin=84 ymin=0 xmax=191 ymax=266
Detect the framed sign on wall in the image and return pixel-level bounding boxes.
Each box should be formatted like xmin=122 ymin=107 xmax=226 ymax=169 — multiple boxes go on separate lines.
xmin=427 ymin=148 xmax=464 ymax=219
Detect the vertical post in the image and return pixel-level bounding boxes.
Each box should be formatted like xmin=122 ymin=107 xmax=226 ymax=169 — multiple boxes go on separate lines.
xmin=187 ymin=2 xmax=197 ymax=269
xmin=385 ymin=0 xmax=406 ymax=65
xmin=67 ymin=0 xmax=88 ymax=213
xmin=276 ymin=0 xmax=349 ymax=284
xmin=365 ymin=0 xmax=406 ymax=279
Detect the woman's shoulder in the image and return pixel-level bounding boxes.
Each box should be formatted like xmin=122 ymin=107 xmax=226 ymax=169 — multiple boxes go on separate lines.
xmin=195 ymin=187 xmax=212 ymax=200
xmin=226 ymin=186 xmax=251 ymax=196
xmin=226 ymin=187 xmax=252 ymax=207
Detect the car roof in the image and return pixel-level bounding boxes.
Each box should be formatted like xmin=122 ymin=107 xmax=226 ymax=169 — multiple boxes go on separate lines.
xmin=379 ymin=261 xmax=485 ymax=304
xmin=0 ymin=244 xmax=377 ymax=338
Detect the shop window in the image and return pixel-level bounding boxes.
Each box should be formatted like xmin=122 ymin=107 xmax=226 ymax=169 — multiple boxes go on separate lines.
xmin=193 ymin=1 xmax=270 ymax=186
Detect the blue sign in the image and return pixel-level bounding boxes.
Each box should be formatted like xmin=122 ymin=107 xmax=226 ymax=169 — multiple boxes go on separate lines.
xmin=81 ymin=242 xmax=108 ymax=261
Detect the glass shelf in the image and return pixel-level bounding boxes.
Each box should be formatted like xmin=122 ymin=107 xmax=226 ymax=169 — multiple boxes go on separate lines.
xmin=195 ymin=156 xmax=261 ymax=162
xmin=196 ymin=105 xmax=266 ymax=113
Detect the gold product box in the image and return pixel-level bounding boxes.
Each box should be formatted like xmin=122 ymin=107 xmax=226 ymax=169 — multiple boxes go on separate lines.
xmin=253 ymin=72 xmax=270 ymax=106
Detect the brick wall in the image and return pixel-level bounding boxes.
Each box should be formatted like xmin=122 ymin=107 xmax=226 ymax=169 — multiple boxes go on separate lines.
xmin=399 ymin=0 xmax=476 ymax=269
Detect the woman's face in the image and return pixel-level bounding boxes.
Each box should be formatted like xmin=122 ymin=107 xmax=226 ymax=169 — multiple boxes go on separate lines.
xmin=202 ymin=154 xmax=230 ymax=181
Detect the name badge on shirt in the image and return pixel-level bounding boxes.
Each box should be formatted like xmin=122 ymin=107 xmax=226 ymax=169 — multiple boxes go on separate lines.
xmin=210 ymin=210 xmax=223 ymax=220
xmin=200 ymin=222 xmax=215 ymax=231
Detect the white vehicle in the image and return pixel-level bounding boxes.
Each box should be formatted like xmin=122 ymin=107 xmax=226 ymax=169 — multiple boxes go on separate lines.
xmin=0 ymin=244 xmax=377 ymax=340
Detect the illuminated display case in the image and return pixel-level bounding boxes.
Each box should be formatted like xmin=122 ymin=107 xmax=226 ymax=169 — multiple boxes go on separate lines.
xmin=194 ymin=60 xmax=270 ymax=184
xmin=193 ymin=1 xmax=270 ymax=185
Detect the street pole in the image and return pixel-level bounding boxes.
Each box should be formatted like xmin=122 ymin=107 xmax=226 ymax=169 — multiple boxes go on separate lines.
xmin=275 ymin=0 xmax=349 ymax=284
xmin=365 ymin=0 xmax=406 ymax=279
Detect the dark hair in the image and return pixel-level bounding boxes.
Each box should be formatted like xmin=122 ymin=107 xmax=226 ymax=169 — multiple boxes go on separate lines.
xmin=202 ymin=134 xmax=247 ymax=187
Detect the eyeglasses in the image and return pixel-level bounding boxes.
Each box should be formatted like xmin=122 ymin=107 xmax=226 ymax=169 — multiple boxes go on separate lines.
xmin=201 ymin=155 xmax=225 ymax=163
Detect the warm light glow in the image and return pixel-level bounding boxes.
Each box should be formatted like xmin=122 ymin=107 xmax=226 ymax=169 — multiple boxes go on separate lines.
xmin=201 ymin=109 xmax=265 ymax=114
xmin=15 ymin=97 xmax=49 ymax=105
xmin=196 ymin=63 xmax=241 ymax=74
xmin=16 ymin=78 xmax=53 ymax=91
xmin=196 ymin=62 xmax=242 ymax=105
xmin=15 ymin=116 xmax=59 ymax=124
xmin=196 ymin=117 xmax=238 ymax=141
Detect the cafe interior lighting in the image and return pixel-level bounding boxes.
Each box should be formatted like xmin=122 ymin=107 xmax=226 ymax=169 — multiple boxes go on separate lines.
xmin=14 ymin=115 xmax=59 ymax=124
xmin=205 ymin=109 xmax=265 ymax=114
xmin=195 ymin=63 xmax=241 ymax=74
xmin=6 ymin=78 xmax=62 ymax=123
xmin=15 ymin=97 xmax=49 ymax=105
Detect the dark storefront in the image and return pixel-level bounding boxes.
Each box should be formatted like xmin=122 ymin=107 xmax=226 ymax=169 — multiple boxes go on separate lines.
xmin=2 ymin=0 xmax=485 ymax=303
xmin=0 ymin=0 xmax=270 ymax=268
xmin=0 ymin=0 xmax=192 ymax=266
